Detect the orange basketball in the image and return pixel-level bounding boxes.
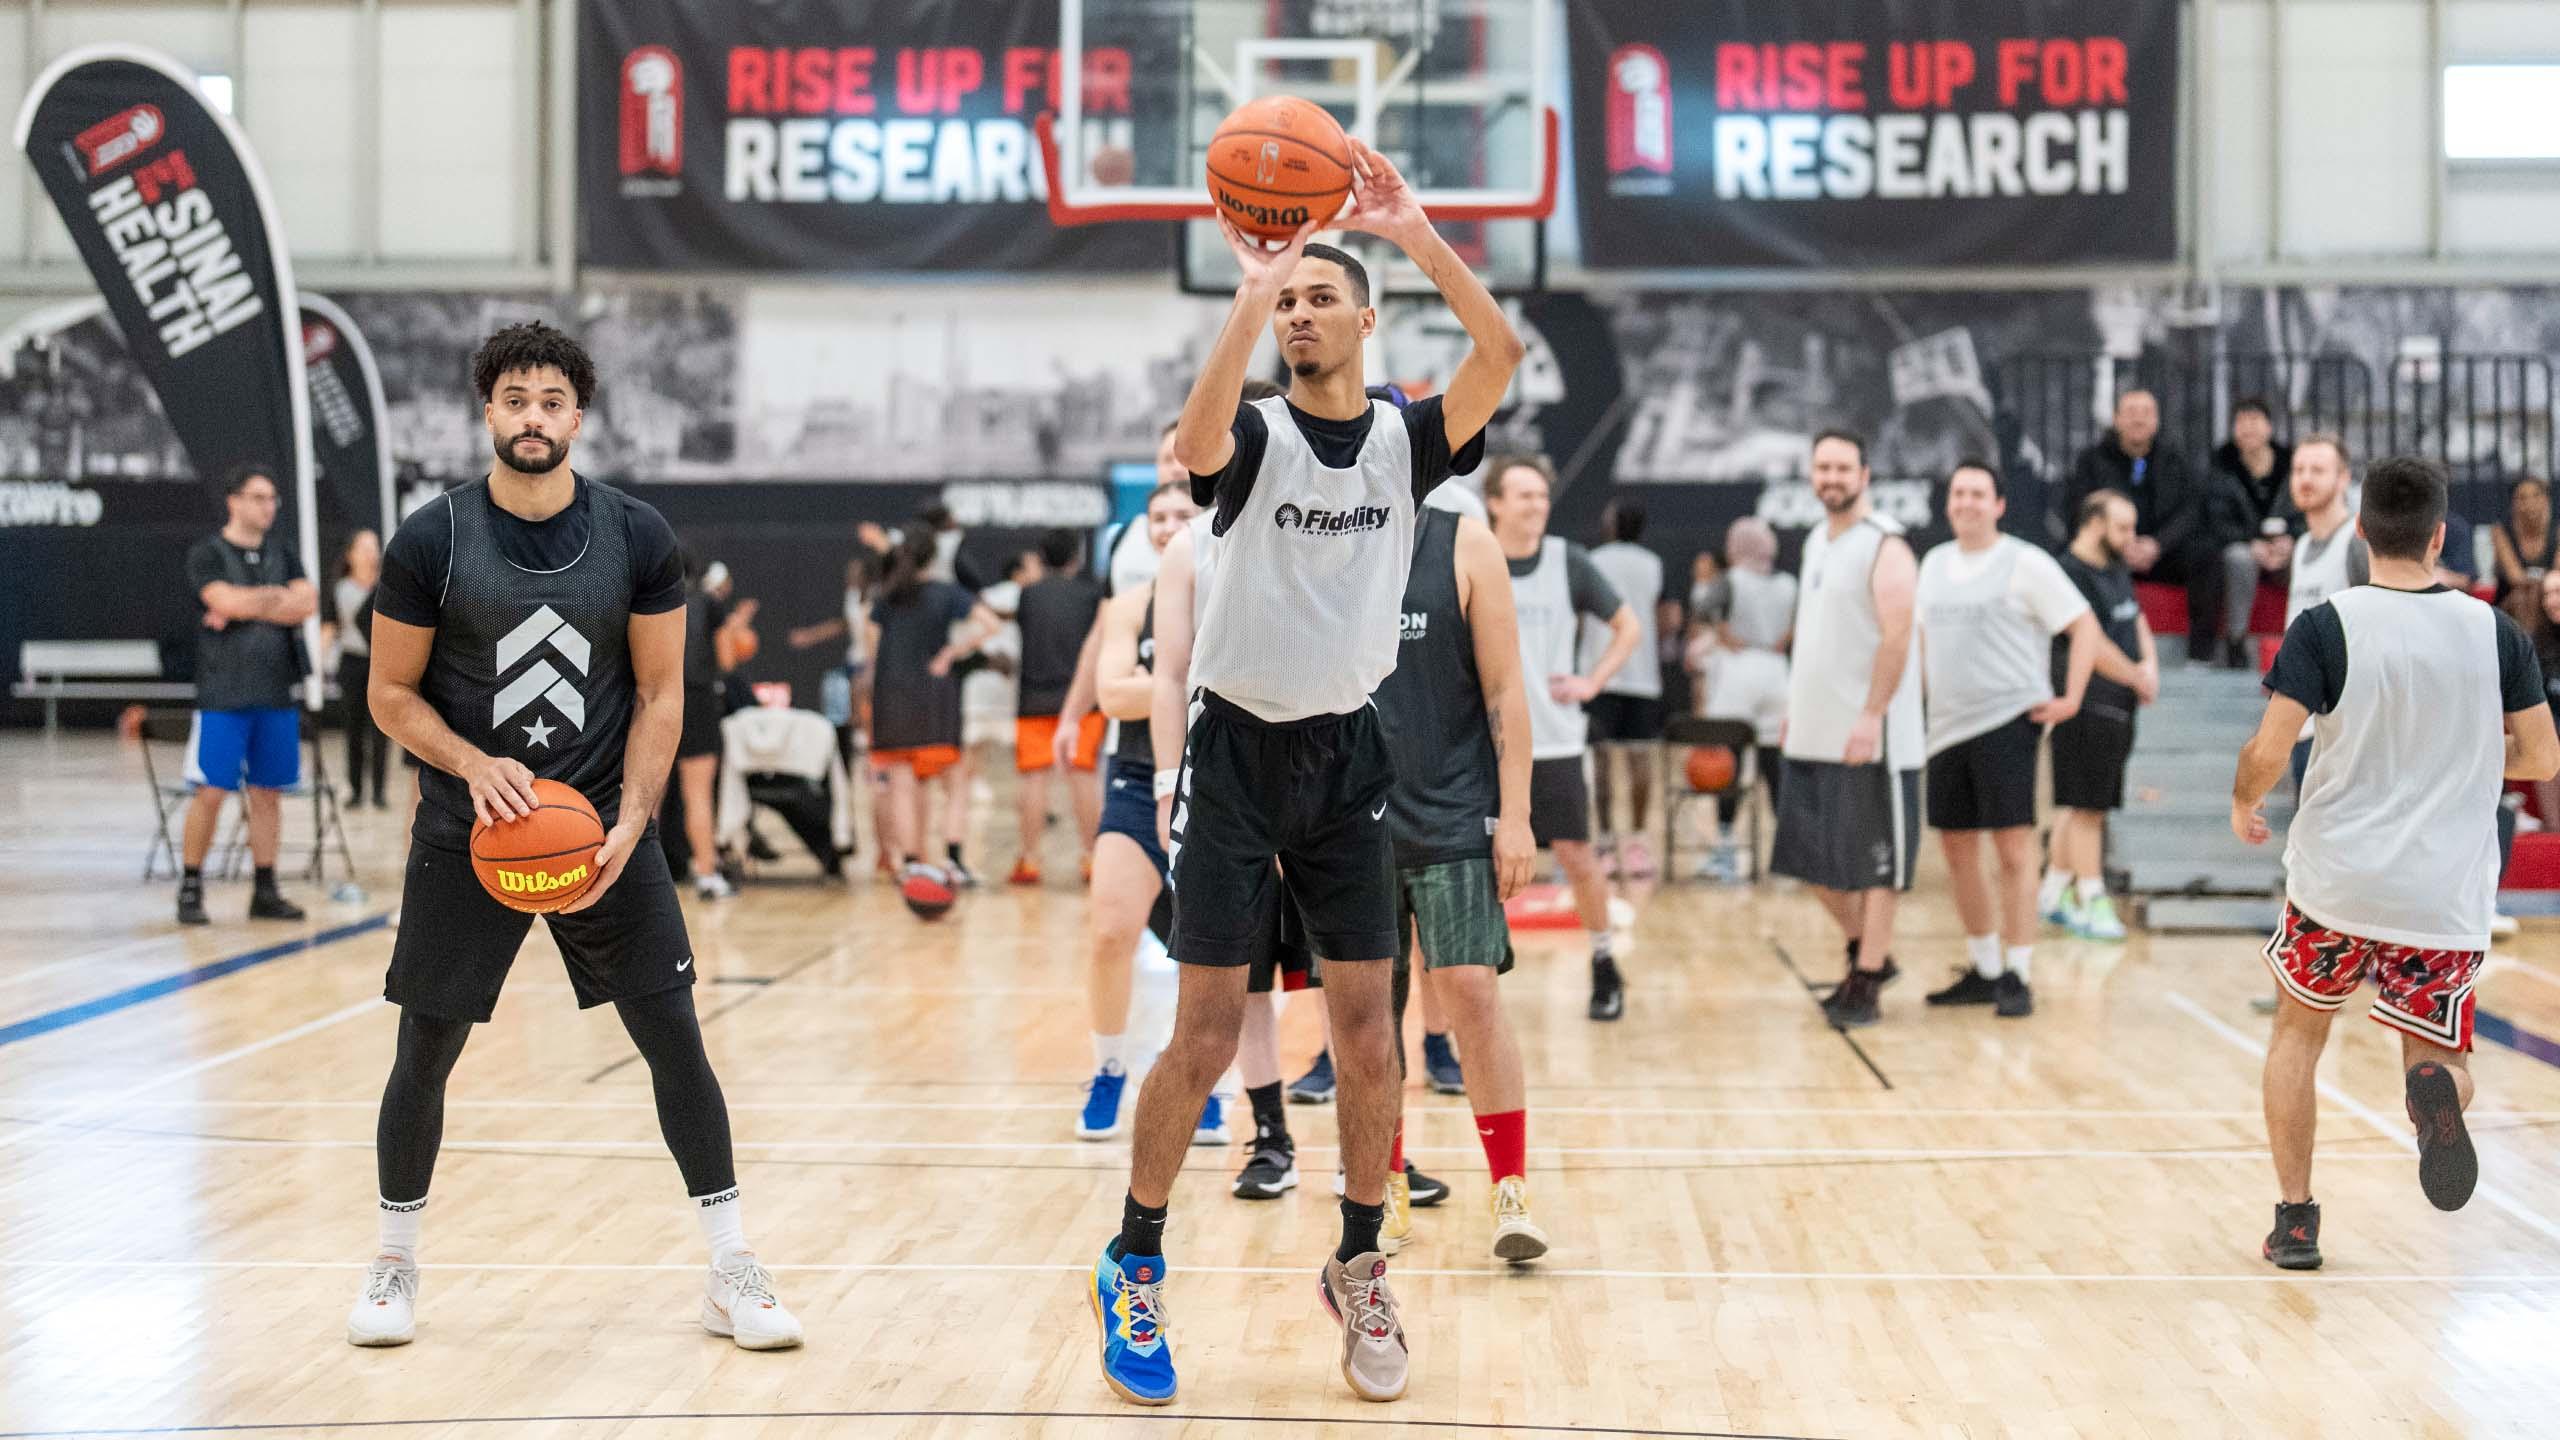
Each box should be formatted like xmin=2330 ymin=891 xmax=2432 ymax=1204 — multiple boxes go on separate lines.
xmin=470 ymin=778 xmax=606 ymax=914
xmin=1685 ymin=745 xmax=1738 ymax=793
xmin=1206 ymin=95 xmax=1354 ymax=241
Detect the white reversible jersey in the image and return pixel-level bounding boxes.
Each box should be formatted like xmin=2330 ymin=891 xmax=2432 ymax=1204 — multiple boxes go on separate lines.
xmin=1784 ymin=511 xmax=1924 ymax=767
xmin=1189 ymin=396 xmax=1420 ymax=721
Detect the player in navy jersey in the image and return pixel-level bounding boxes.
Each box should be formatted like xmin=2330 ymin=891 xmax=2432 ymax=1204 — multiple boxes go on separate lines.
xmin=349 ymin=322 xmax=800 ymax=1352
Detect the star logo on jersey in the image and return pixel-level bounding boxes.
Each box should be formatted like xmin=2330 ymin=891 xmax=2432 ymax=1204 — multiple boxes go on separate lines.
xmin=494 ymin=604 xmax=590 ymax=746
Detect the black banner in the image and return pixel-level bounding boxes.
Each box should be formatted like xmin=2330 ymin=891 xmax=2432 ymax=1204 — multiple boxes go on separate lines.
xmin=16 ymin=47 xmax=309 ymax=506
xmin=1571 ymin=1 xmax=2179 ymax=270
xmin=300 ymin=295 xmax=391 ymax=540
xmin=579 ymin=0 xmax=1166 ymax=272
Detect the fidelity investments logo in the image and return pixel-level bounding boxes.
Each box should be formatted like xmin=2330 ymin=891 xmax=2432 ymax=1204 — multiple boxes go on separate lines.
xmin=1273 ymin=502 xmax=1389 ymax=536
xmin=495 ymin=605 xmax=590 ymax=750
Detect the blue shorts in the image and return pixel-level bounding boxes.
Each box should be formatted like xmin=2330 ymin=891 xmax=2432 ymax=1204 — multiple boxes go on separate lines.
xmin=189 ymin=707 xmax=301 ymax=791
xmin=1099 ymin=757 xmax=1168 ymax=879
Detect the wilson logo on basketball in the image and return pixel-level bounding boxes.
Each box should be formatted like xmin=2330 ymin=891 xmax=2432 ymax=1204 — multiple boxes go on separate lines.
xmin=1215 ymin=189 xmax=1312 ymax=232
xmin=495 ymin=863 xmax=590 ymax=896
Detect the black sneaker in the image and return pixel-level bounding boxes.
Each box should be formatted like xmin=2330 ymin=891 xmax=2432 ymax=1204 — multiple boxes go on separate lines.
xmin=248 ymin=888 xmax=306 ymax=922
xmin=1827 ymin=954 xmax=1901 ymax=995
xmin=1588 ymin=956 xmax=1626 ymax=1021
xmin=1232 ymin=1137 xmax=1298 ymax=1199
xmin=1421 ymin=1032 xmax=1465 ymax=1095
xmin=1822 ymin=969 xmax=1881 ymax=1029
xmin=2406 ymin=1062 xmax=2477 ymax=1212
xmin=2263 ymin=1200 xmax=2322 ymax=1270
xmin=176 ymin=884 xmax=209 ymax=927
xmin=1403 ymin=1161 xmax=1449 ymax=1208
xmin=1287 ymin=1050 xmax=1337 ymax=1105
xmin=1993 ymin=973 xmax=2034 ymax=1018
xmin=1926 ymin=970 xmax=1998 ymax=1006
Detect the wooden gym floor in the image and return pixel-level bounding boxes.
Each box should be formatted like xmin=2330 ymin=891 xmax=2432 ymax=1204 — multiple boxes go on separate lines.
xmin=5 ymin=729 xmax=2560 ymax=1439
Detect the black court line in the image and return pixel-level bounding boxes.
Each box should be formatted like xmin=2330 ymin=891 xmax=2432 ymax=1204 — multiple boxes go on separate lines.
xmin=581 ymin=939 xmax=839 ymax=1083
xmin=0 ymin=1411 xmax=1838 ymax=1439
xmin=1768 ymin=939 xmax=1893 ymax=1092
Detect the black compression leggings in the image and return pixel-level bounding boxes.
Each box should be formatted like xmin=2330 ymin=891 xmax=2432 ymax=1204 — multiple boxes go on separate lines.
xmin=375 ymin=987 xmax=738 ymax=1202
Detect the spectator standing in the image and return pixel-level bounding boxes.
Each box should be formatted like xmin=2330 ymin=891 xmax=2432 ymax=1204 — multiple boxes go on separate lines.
xmin=177 ymin=465 xmax=315 ymax=926
xmin=335 ymin=529 xmax=390 ymax=809
xmin=2065 ymin=389 xmax=2213 ymax=659
xmin=1583 ymin=499 xmax=1675 ymax=878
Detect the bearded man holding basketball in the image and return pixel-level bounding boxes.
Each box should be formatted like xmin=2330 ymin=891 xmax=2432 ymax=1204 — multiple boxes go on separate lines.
xmin=1089 ymin=133 xmax=1523 ymax=1406
xmin=348 ymin=322 xmax=801 ymax=1352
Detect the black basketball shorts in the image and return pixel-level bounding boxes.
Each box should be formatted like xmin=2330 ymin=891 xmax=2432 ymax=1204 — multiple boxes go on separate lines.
xmin=384 ymin=832 xmax=696 ymax=1023
xmin=1770 ymin=757 xmax=1920 ymax=893
xmin=1926 ymin=713 xmax=2044 ymax=832
xmin=1167 ymin=691 xmax=1398 ymax=965
xmin=2050 ymin=711 xmax=2136 ymax=812
xmin=1529 ymin=755 xmax=1592 ymax=848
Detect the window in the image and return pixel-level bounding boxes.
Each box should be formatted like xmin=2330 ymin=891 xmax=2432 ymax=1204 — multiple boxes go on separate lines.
xmin=2443 ymin=64 xmax=2560 ymax=161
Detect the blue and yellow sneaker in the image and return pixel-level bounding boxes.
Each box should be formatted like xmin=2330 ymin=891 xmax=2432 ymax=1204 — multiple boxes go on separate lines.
xmin=1090 ymin=1243 xmax=1176 ymax=1405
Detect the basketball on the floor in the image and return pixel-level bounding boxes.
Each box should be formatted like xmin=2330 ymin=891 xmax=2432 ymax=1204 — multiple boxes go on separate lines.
xmin=1206 ymin=95 xmax=1353 ymax=241
xmin=1685 ymin=745 xmax=1737 ymax=793
xmin=469 ymin=779 xmax=605 ymax=914
xmin=901 ymin=865 xmax=957 ymax=921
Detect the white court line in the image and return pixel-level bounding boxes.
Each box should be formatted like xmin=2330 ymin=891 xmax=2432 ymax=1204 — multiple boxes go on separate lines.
xmin=0 ymin=1098 xmax=2369 ymax=1120
xmin=2162 ymin=990 xmax=2560 ymax=1249
xmin=2486 ymin=957 xmax=2560 ymax=993
xmin=0 ymin=1133 xmax=2414 ymax=1162
xmin=4 ymin=1257 xmax=2555 ymax=1286
xmin=0 ymin=997 xmax=385 ymax=1154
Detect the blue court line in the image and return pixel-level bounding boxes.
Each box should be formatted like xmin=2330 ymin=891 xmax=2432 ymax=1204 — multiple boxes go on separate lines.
xmin=2475 ymin=1008 xmax=2560 ymax=1070
xmin=0 ymin=915 xmax=388 ymax=1050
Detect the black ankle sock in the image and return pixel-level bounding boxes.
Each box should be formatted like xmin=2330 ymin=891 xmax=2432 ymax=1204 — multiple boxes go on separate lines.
xmin=1846 ymin=937 xmax=1862 ymax=965
xmin=253 ymin=866 xmax=277 ymax=892
xmin=1247 ymin=1082 xmax=1287 ymax=1142
xmin=1116 ymin=1193 xmax=1168 ymax=1260
xmin=1337 ymin=1198 xmax=1385 ymax=1262
xmin=180 ymin=867 xmax=203 ymax=889
xmin=946 ymin=843 xmax=965 ymax=867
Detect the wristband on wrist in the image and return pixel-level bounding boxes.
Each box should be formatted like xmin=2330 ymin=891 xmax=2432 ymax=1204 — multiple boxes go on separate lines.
xmin=1153 ymin=769 xmax=1180 ymax=801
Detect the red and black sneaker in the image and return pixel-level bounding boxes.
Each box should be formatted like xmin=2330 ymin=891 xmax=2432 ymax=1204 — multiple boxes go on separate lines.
xmin=2262 ymin=1200 xmax=2322 ymax=1270
xmin=2406 ymin=1062 xmax=2478 ymax=1212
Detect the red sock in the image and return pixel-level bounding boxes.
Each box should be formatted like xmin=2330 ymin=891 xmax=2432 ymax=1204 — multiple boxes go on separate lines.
xmin=1475 ymin=1109 xmax=1526 ymax=1182
xmin=1390 ymin=1119 xmax=1405 ymax=1173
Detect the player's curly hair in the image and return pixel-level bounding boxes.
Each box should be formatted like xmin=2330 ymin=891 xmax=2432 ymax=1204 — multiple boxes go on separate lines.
xmin=470 ymin=321 xmax=595 ymax=408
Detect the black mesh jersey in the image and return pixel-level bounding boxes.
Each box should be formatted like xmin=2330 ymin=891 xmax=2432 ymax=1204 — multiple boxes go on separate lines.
xmin=1373 ymin=507 xmax=1498 ymax=867
xmin=1116 ymin=593 xmax=1155 ymax=766
xmin=379 ymin=477 xmax=683 ymax=849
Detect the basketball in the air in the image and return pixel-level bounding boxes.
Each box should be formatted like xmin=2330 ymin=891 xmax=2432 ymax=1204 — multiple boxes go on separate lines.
xmin=1206 ymin=95 xmax=1354 ymax=242
xmin=470 ymin=779 xmax=605 ymax=914
xmin=901 ymin=864 xmax=958 ymax=921
xmin=1685 ymin=745 xmax=1738 ymax=794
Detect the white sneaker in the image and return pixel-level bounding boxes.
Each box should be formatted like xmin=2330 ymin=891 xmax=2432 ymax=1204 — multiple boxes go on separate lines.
xmin=703 ymin=1254 xmax=802 ymax=1350
xmin=2492 ymin=911 xmax=2521 ymax=939
xmin=693 ymin=872 xmax=738 ymax=901
xmin=347 ymin=1254 xmax=418 ymax=1346
xmin=1490 ymin=1176 xmax=1550 ymax=1265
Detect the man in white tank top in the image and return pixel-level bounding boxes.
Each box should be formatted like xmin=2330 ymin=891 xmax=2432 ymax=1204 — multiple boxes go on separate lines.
xmin=1092 ymin=142 xmax=1523 ymax=1409
xmin=1486 ymin=456 xmax=1640 ymax=1021
xmin=1913 ymin=461 xmax=2139 ymax=1020
xmin=2234 ymin=455 xmax=2557 ymax=1270
xmin=2281 ymin=435 xmax=2371 ymax=775
xmin=1767 ymin=431 xmax=1923 ymax=1029
xmin=1582 ymin=498 xmax=1677 ymax=881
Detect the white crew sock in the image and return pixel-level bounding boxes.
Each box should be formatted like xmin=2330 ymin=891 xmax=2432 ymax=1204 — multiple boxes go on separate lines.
xmin=2076 ymin=875 xmax=2107 ymax=904
xmin=1092 ymin=1032 xmax=1126 ymax=1076
xmin=1590 ymin=928 xmax=1614 ymax=961
xmin=2005 ymin=945 xmax=2033 ymax=983
xmin=695 ymin=1186 xmax=749 ymax=1268
xmin=1965 ymin=933 xmax=2001 ymax=979
xmin=378 ymin=1195 xmax=424 ymax=1263
xmin=2038 ymin=867 xmax=2071 ymax=910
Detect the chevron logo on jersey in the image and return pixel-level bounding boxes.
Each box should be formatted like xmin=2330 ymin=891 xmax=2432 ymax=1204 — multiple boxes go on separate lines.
xmin=493 ymin=604 xmax=590 ymax=747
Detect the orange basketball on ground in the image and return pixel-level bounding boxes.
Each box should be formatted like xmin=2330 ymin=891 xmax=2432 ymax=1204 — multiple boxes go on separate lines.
xmin=470 ymin=778 xmax=606 ymax=914
xmin=1685 ymin=745 xmax=1738 ymax=793
xmin=1206 ymin=95 xmax=1353 ymax=241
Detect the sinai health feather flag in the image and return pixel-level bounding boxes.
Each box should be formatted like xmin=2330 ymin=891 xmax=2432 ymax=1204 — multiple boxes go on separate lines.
xmin=15 ymin=44 xmax=321 ymax=705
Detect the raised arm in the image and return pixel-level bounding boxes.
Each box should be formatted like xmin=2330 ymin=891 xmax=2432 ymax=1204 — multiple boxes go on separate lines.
xmin=1176 ymin=219 xmax=1320 ymax=478
xmin=1337 ymin=139 xmax=1522 ymax=450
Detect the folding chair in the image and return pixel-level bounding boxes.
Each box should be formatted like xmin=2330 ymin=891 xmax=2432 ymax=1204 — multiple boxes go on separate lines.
xmin=137 ymin=708 xmax=200 ymax=882
xmin=1662 ymin=716 xmax=1761 ymax=882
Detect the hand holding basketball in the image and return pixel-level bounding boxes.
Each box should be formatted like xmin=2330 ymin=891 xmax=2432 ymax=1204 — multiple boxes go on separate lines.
xmin=556 ymin=818 xmax=642 ymax=914
xmin=465 ymin=753 xmax=543 ymax=827
xmin=1218 ymin=212 xmax=1319 ymax=287
xmin=1336 ymin=137 xmax=1427 ymax=248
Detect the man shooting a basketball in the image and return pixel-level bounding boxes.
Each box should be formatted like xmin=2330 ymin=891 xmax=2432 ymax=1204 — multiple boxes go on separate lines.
xmin=350 ymin=322 xmax=800 ymax=1353
xmin=1089 ymin=134 xmax=1522 ymax=1406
